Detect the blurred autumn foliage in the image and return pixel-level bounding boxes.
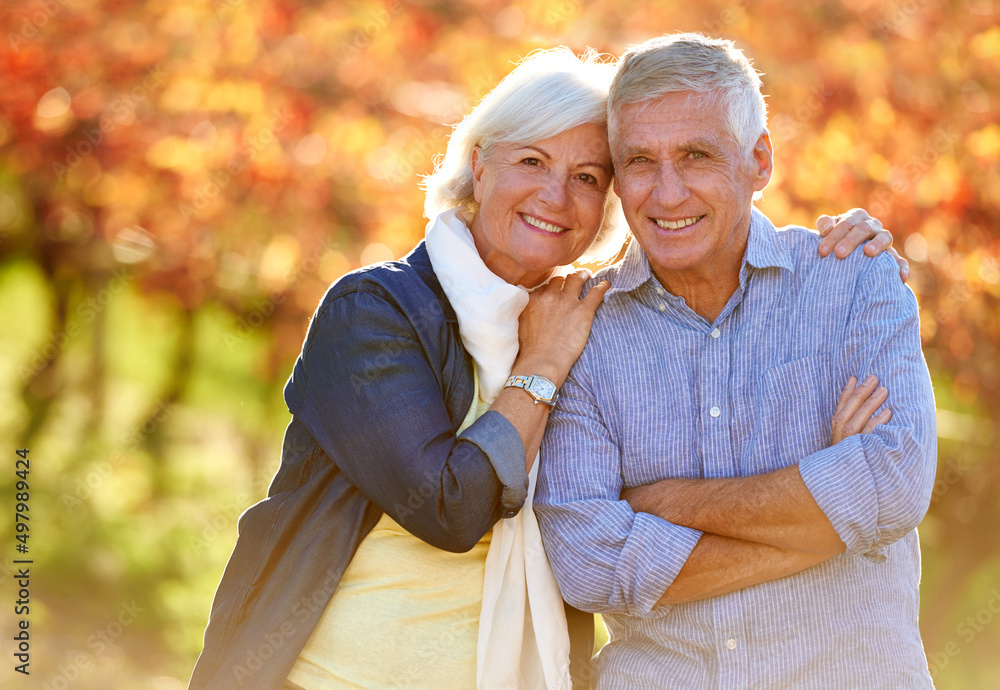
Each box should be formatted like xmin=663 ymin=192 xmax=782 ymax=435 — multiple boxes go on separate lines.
xmin=0 ymin=0 xmax=997 ymax=688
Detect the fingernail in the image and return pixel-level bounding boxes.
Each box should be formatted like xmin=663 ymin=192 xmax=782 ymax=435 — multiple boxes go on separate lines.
xmin=877 ymin=386 xmax=887 ymax=394
xmin=865 ymin=374 xmax=877 ymax=383
xmin=836 ymin=246 xmax=847 ymax=258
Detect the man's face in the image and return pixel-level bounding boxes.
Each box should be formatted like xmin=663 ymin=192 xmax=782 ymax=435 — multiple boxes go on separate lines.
xmin=612 ymin=91 xmax=772 ymax=285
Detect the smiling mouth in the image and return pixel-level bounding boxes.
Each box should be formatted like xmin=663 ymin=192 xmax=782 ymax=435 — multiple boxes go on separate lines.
xmin=654 ymin=215 xmax=705 ymax=230
xmin=520 ymin=213 xmax=568 ymax=234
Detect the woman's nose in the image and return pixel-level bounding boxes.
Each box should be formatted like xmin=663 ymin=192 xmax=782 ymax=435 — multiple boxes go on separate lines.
xmin=536 ymin=175 xmax=571 ymax=210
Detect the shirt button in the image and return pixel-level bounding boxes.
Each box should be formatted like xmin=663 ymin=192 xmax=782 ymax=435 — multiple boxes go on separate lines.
xmin=655 ymin=286 xmax=664 ymax=296
xmin=710 ymin=406 xmax=721 ymax=418
xmin=658 ymin=302 xmax=666 ymax=312
xmin=503 ymin=509 xmax=518 ymax=519
xmin=710 ymin=328 xmax=721 ymax=339
xmin=726 ymin=638 xmax=737 ymax=650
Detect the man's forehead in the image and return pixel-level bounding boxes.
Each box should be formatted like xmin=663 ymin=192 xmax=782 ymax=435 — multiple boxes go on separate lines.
xmin=626 ymin=90 xmax=716 ymax=112
xmin=613 ymin=95 xmax=731 ymax=151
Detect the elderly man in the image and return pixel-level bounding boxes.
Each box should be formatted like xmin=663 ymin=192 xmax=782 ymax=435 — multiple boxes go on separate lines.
xmin=535 ymin=33 xmax=937 ymax=688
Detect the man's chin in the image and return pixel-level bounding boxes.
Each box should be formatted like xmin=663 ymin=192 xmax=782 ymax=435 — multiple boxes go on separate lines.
xmin=645 ymin=248 xmax=708 ymax=277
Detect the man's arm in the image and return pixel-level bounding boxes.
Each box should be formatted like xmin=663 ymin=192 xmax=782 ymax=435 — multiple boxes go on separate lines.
xmin=626 ymin=467 xmax=844 ymax=556
xmin=658 ymin=534 xmax=829 ymax=605
xmin=624 ymin=254 xmax=937 ymax=560
xmin=623 ymin=374 xmax=892 ymax=555
xmin=536 ymin=360 xmax=830 ymax=614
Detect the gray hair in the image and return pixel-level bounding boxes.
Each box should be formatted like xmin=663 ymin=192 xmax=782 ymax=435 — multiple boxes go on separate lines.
xmin=422 ymin=48 xmax=626 ymax=263
xmin=608 ymin=33 xmax=768 ymax=156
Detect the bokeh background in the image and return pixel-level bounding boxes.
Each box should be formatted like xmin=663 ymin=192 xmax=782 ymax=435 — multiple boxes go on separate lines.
xmin=1 ymin=0 xmax=997 ymax=688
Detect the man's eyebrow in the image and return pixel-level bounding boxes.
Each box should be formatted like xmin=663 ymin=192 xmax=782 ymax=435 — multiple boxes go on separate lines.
xmin=616 ymin=145 xmax=652 ymax=160
xmin=678 ymin=136 xmax=727 ymax=153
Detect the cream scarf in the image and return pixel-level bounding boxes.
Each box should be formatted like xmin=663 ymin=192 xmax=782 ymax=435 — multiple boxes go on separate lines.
xmin=425 ymin=207 xmax=572 ymax=690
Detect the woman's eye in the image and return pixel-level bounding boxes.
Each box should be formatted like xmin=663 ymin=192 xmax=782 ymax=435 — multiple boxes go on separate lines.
xmin=522 ymin=157 xmax=541 ymax=166
xmin=578 ymin=173 xmax=597 ymax=184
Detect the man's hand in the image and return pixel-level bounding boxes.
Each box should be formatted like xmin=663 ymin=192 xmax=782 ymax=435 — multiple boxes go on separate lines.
xmin=832 ymin=374 xmax=891 ymax=443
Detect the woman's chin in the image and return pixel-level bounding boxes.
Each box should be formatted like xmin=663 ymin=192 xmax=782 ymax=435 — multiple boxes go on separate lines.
xmin=512 ymin=257 xmax=568 ymax=284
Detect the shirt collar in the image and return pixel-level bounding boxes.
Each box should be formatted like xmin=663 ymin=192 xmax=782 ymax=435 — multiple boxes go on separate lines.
xmin=745 ymin=207 xmax=793 ymax=272
xmin=605 ymin=206 xmax=793 ymax=299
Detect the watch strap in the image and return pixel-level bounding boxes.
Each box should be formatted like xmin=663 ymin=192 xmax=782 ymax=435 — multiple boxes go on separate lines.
xmin=503 ymin=374 xmax=559 ymax=407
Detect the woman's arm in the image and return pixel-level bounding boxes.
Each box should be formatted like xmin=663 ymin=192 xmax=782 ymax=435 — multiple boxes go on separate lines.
xmin=816 ymin=207 xmax=909 ymax=281
xmin=495 ymin=271 xmax=610 ymax=473
xmin=289 ymin=272 xmax=607 ymax=553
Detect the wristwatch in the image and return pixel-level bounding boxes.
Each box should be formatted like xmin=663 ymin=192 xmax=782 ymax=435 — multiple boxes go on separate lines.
xmin=503 ymin=374 xmax=559 ymax=407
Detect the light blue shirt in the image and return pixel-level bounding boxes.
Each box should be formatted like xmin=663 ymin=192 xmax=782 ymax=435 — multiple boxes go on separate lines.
xmin=535 ymin=208 xmax=937 ymax=689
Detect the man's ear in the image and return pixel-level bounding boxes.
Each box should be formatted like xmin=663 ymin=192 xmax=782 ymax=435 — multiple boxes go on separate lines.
xmin=471 ymin=146 xmax=485 ymax=204
xmin=751 ymin=132 xmax=773 ymax=193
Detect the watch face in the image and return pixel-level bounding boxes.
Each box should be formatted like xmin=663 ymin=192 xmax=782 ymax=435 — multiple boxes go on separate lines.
xmin=531 ymin=378 xmax=557 ymax=400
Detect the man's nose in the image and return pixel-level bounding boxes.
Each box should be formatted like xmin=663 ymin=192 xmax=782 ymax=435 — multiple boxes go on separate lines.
xmin=652 ymin=164 xmax=690 ymax=207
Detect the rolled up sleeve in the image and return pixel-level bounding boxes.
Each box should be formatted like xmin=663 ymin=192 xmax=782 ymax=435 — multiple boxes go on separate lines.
xmin=535 ymin=367 xmax=702 ymax=617
xmin=459 ymin=410 xmax=528 ymax=517
xmin=798 ymin=254 xmax=937 ymax=558
xmin=288 ymin=289 xmax=528 ymax=552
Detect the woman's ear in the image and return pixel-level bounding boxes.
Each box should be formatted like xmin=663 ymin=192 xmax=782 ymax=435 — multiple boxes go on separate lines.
xmin=471 ymin=146 xmax=485 ymax=204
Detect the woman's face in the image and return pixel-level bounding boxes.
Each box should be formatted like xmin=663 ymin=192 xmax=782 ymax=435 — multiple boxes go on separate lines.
xmin=469 ymin=122 xmax=613 ymax=287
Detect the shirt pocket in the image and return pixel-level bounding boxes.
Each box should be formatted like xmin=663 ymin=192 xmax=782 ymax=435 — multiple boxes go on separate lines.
xmin=749 ymin=353 xmax=833 ymax=474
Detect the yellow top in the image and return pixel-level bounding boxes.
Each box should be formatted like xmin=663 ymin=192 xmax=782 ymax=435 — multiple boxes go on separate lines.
xmin=286 ymin=368 xmax=493 ymax=689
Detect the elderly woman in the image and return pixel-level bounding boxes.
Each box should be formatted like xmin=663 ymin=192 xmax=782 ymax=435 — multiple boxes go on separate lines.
xmin=188 ymin=49 xmax=900 ymax=690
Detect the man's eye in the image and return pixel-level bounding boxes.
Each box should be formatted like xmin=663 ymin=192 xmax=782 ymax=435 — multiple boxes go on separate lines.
xmin=689 ymin=151 xmax=707 ymax=160
xmin=632 ymin=156 xmax=650 ymax=164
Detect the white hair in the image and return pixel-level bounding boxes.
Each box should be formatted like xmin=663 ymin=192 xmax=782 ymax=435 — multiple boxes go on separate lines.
xmin=608 ymin=33 xmax=768 ymax=156
xmin=422 ymin=48 xmax=626 ymax=263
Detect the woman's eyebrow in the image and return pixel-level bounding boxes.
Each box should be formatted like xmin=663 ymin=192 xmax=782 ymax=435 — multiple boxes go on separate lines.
xmin=579 ymin=160 xmax=611 ymax=173
xmin=517 ymin=144 xmax=610 ymax=173
xmin=516 ymin=144 xmax=551 ymax=158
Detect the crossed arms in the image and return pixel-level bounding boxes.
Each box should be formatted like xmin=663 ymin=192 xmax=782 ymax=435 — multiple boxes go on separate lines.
xmin=533 ymin=254 xmax=937 ymax=615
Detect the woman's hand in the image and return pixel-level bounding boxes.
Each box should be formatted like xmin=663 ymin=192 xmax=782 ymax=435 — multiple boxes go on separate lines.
xmin=816 ymin=208 xmax=910 ymax=283
xmin=512 ymin=270 xmax=610 ymax=387
xmin=831 ymin=374 xmax=892 ymax=444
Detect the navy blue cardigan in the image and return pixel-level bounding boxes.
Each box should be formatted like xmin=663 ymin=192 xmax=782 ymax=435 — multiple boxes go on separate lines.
xmin=189 ymin=242 xmax=593 ymax=689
